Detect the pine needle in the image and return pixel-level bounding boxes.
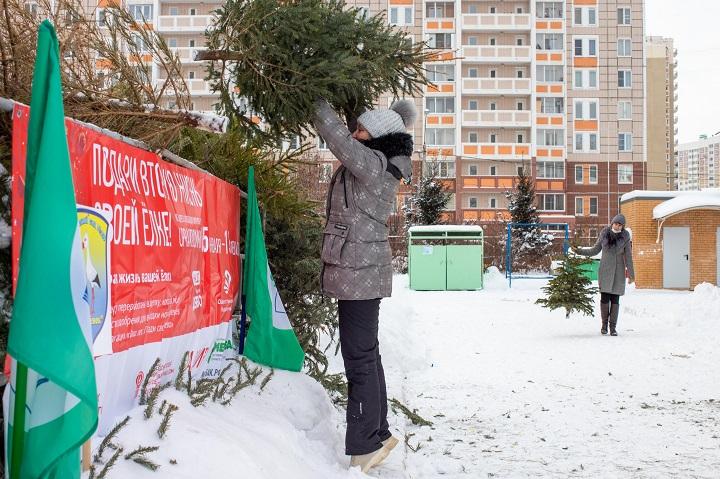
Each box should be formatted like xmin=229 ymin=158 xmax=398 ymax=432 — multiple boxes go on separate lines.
xmin=95 ymin=447 xmax=123 ymax=479
xmin=94 ymin=415 xmax=130 ymax=463
xmin=259 ymin=368 xmax=275 ymax=392
xmin=390 ymin=398 xmax=433 ymax=427
xmin=139 ymin=358 xmax=161 ymax=405
xmin=175 ymin=352 xmax=189 ymax=390
xmin=157 ymin=404 xmax=178 ymax=439
xmin=124 ymin=445 xmax=160 ymax=460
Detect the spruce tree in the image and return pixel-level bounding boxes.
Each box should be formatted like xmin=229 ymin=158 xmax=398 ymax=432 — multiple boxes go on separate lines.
xmin=536 ymin=253 xmax=599 ymax=319
xmin=505 ymin=167 xmax=552 ymax=272
xmin=205 ymin=0 xmax=432 ymax=138
xmin=404 ymin=167 xmax=451 ymax=226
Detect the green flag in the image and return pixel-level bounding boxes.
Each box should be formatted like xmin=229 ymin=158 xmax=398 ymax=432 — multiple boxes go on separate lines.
xmin=242 ymin=167 xmax=305 ymax=372
xmin=7 ymin=20 xmax=98 ymax=478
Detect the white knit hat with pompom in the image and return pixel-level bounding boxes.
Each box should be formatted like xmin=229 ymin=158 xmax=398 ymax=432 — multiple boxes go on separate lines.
xmin=356 ymin=99 xmax=417 ymax=138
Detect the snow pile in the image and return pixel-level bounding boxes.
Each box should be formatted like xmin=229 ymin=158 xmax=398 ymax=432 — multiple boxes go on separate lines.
xmin=90 ymin=276 xmax=720 ymax=478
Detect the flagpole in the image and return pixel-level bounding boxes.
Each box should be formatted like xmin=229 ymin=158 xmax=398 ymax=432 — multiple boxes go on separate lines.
xmin=10 ymin=361 xmax=28 ymax=479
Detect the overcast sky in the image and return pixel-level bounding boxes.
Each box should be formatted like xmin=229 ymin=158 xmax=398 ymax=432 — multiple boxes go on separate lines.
xmin=645 ymin=0 xmax=720 ymax=143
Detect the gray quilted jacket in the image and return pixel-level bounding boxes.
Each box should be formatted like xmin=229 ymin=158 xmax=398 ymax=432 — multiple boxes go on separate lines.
xmin=313 ymin=100 xmax=412 ymax=300
xmin=577 ymin=226 xmax=635 ymax=296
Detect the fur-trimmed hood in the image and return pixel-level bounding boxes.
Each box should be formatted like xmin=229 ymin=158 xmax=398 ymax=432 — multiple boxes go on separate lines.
xmin=360 ymin=132 xmax=413 ymax=180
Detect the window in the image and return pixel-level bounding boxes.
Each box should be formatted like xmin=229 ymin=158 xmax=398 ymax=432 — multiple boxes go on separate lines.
xmin=618 ymin=101 xmax=632 ymax=120
xmin=539 ymin=194 xmax=565 ymax=211
xmin=189 ymin=39 xmax=196 ymax=48
xmin=129 ymin=4 xmax=153 ymax=21
xmin=517 ymin=102 xmax=524 ymax=111
xmin=469 ymin=165 xmax=478 ymax=175
xmin=426 ymin=128 xmax=455 ymax=146
xmin=389 ymin=6 xmax=413 ymax=25
xmin=517 ymin=133 xmax=524 ymax=143
xmin=169 ymin=7 xmax=178 ymax=15
xmin=516 ymin=69 xmax=524 ymax=78
xmin=618 ymin=164 xmax=633 ymax=184
xmin=617 ymin=39 xmax=632 ymax=57
xmin=489 ymin=133 xmax=497 ymax=143
xmin=189 ymin=71 xmax=195 ymax=79
xmin=427 ymin=64 xmax=455 ymax=82
xmin=537 ymin=2 xmax=563 ymax=19
xmin=489 ymin=69 xmax=496 ymax=78
xmin=537 ymin=161 xmax=565 ymax=179
xmin=468 ymin=100 xmax=478 ymax=110
xmin=574 ymin=99 xmax=598 ymax=119
xmin=356 ymin=7 xmax=369 ymax=19
xmin=575 ymin=197 xmax=584 ymax=215
xmin=318 ymin=136 xmax=328 ymax=150
xmin=516 ymin=38 xmax=524 ymax=46
xmin=574 ymin=69 xmax=598 ymax=89
xmin=428 ymin=33 xmax=453 ymax=49
xmin=426 ymin=97 xmax=455 ymax=113
xmin=97 ymin=8 xmax=110 ymax=27
xmin=617 ymin=7 xmax=631 ymax=25
xmin=618 ymin=70 xmax=632 ymax=87
xmin=189 ymin=8 xmax=196 ymax=15
xmin=589 ymin=197 xmax=598 ymax=215
xmin=168 ymin=38 xmax=177 ymax=48
xmin=489 ymin=197 xmax=497 ymax=208
xmin=575 ymin=165 xmax=584 ymax=183
xmin=468 ymin=68 xmax=478 ymax=78
xmin=469 ymin=197 xmax=478 ymax=208
xmin=489 ymin=6 xmax=496 ymax=14
xmin=426 ymin=2 xmax=454 ymax=18
xmin=589 ymin=165 xmax=598 ymax=184
xmin=435 ymin=161 xmax=456 ymax=178
xmin=574 ymin=7 xmax=597 ymax=26
xmin=536 ymin=65 xmax=564 ymax=82
xmin=444 ymin=194 xmax=456 ymax=211
xmin=489 ymin=38 xmax=496 ymax=46
xmin=24 ymin=2 xmax=38 ymax=15
xmin=536 ymin=33 xmax=564 ymax=51
xmin=288 ymin=135 xmax=301 ymax=150
xmin=574 ymin=37 xmax=598 ymax=57
xmin=468 ymin=4 xmax=477 ymax=13
xmin=468 ymin=36 xmax=478 ymax=45
xmin=468 ymin=132 xmax=478 ymax=143
xmin=489 ymin=102 xmax=496 ymax=111
xmin=489 ymin=166 xmax=497 ymax=176
xmin=618 ymin=133 xmax=632 ymax=152
xmin=575 ymin=133 xmax=599 ymax=153
xmin=319 ymin=163 xmax=333 ymax=182
xmin=540 ymin=97 xmax=564 ymax=114
xmin=517 ymin=166 xmax=524 ymax=176
xmin=538 ymin=129 xmax=564 ymax=146
xmin=132 ymin=34 xmax=149 ymax=53
xmin=516 ymin=7 xmax=523 ymax=14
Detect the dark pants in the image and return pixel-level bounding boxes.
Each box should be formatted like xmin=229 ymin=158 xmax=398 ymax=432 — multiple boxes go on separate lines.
xmin=338 ymin=299 xmax=391 ymax=456
xmin=600 ymin=293 xmax=620 ymax=305
xmin=600 ymin=293 xmax=621 ymax=331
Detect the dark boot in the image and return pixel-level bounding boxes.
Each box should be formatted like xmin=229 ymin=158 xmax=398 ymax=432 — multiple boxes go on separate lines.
xmin=600 ymin=302 xmax=610 ymax=335
xmin=609 ymin=303 xmax=619 ymax=336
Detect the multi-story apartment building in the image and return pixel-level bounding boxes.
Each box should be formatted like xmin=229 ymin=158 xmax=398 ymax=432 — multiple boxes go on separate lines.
xmin=313 ymin=0 xmax=647 ymax=236
xmin=95 ymin=0 xmax=223 ymax=113
xmin=676 ymin=134 xmax=720 ymax=191
xmin=646 ymin=36 xmax=677 ymax=191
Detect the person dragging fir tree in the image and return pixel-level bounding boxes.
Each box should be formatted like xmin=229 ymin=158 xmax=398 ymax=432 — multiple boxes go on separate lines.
xmin=313 ymin=98 xmax=416 ymax=472
xmin=574 ymin=214 xmax=635 ymax=336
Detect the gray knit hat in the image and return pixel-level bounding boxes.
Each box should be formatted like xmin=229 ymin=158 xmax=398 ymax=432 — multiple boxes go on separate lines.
xmin=356 ymin=99 xmax=417 ymax=138
xmin=611 ymin=214 xmax=626 ymax=226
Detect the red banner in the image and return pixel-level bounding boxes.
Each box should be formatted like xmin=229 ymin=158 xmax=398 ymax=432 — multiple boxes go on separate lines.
xmin=11 ymin=104 xmax=242 ymax=355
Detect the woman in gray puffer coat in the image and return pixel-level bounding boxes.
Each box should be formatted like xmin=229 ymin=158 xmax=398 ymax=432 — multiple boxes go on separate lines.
xmin=576 ymin=214 xmax=635 ymax=336
xmin=313 ymin=99 xmax=415 ymax=472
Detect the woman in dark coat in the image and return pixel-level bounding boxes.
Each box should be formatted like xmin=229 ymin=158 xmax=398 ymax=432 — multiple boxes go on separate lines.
xmin=576 ymin=214 xmax=635 ymax=336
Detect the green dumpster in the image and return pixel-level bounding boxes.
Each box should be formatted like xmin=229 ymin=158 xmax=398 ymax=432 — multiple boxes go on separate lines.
xmin=579 ymin=258 xmax=600 ymax=281
xmin=408 ymin=225 xmax=484 ymax=291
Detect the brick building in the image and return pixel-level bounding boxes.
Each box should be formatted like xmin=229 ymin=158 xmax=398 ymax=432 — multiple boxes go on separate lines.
xmin=620 ymin=190 xmax=720 ymax=290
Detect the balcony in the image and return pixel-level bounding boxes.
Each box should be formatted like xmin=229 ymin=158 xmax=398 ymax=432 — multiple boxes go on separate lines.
xmin=462 ymin=143 xmax=531 ymax=159
xmin=461 ymin=110 xmax=531 ymax=128
xmin=155 ymin=79 xmax=215 ymax=96
xmin=460 ymin=176 xmax=517 ymax=190
xmin=461 ymin=45 xmax=531 ymax=63
xmin=156 ymin=15 xmax=215 ymax=32
xmin=461 ymin=13 xmax=531 ymax=31
xmin=170 ymin=47 xmax=205 ymax=64
xmin=462 ymin=77 xmax=530 ymax=95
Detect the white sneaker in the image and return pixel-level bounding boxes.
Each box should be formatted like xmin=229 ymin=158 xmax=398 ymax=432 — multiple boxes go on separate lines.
xmin=382 ymin=435 xmax=399 ymax=453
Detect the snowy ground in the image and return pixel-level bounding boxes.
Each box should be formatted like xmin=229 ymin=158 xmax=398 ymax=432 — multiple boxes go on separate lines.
xmin=90 ymin=270 xmax=720 ymax=478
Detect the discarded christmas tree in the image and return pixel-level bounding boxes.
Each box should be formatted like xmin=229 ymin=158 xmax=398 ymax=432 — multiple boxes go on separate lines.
xmin=204 ymin=0 xmax=433 ymax=137
xmin=536 ymin=253 xmax=598 ymax=319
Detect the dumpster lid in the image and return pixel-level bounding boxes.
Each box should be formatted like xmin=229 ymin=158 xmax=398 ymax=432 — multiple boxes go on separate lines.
xmin=408 ymin=225 xmax=483 ymax=233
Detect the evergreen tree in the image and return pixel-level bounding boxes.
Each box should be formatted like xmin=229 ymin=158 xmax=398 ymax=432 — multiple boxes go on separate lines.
xmin=404 ymin=166 xmax=451 ymax=226
xmin=536 ymin=253 xmax=599 ymax=319
xmin=205 ymin=0 xmax=432 ymax=138
xmin=504 ymin=167 xmax=553 ymax=272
